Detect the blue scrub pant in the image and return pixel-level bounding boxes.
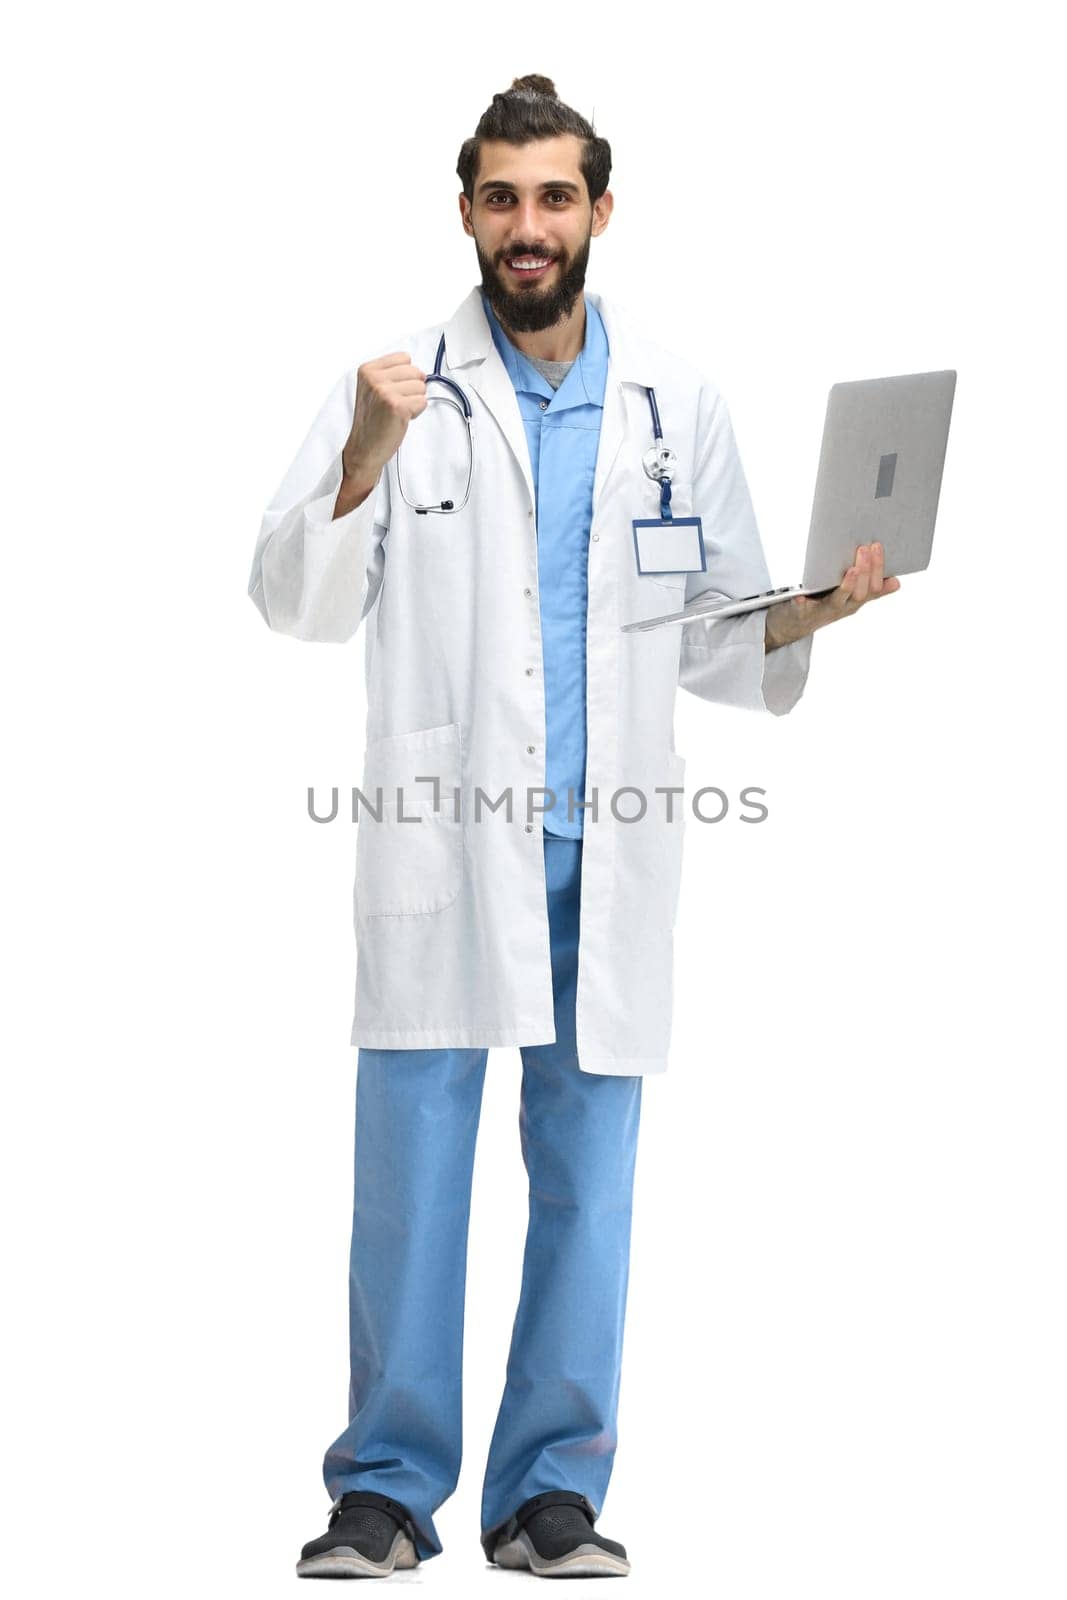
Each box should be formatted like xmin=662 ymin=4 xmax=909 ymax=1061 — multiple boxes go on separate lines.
xmin=322 ymin=835 xmax=644 ymax=1561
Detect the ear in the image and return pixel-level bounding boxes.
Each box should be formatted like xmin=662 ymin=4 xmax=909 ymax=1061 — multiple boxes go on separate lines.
xmin=458 ymin=194 xmax=474 ymax=236
xmin=591 ymin=189 xmax=614 ymax=239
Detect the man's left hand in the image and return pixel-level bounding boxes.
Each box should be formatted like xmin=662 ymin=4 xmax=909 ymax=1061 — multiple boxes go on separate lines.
xmin=764 ymin=542 xmax=900 ymax=650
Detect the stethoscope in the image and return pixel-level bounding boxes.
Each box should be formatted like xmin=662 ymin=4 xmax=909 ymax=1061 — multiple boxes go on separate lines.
xmin=396 ymin=333 xmax=680 ymax=518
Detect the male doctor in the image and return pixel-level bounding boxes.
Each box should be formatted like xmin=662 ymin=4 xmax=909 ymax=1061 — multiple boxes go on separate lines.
xmin=248 ymin=74 xmax=897 ymax=1581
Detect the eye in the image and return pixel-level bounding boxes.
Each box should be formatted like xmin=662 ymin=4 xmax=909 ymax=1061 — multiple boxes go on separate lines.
xmin=484 ymin=191 xmax=571 ymax=205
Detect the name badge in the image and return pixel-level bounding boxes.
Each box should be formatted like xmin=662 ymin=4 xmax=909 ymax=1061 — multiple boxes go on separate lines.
xmin=632 ymin=516 xmax=707 ymax=576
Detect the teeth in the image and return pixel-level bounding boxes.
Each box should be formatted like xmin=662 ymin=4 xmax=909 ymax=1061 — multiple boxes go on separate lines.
xmin=511 ymin=257 xmax=551 ymax=268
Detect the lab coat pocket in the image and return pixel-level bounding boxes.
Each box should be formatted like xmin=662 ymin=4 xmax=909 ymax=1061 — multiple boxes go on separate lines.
xmin=355 ymin=721 xmax=462 ymax=918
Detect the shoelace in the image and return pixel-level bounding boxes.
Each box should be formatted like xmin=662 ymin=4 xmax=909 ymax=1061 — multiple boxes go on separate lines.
xmin=328 ymin=1495 xmax=410 ymax=1539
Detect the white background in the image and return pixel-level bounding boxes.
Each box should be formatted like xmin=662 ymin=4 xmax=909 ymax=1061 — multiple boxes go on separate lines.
xmin=4 ymin=2 xmax=1063 ymax=1595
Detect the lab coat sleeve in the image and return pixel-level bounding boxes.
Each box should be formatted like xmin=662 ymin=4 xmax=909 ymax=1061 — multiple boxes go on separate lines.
xmin=247 ymin=367 xmax=388 ymax=643
xmin=677 ymin=383 xmax=813 ymax=715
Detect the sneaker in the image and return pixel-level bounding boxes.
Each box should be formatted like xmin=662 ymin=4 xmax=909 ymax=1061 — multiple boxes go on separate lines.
xmin=486 ymin=1489 xmax=630 ymax=1577
xmin=296 ymin=1490 xmax=421 ymax=1578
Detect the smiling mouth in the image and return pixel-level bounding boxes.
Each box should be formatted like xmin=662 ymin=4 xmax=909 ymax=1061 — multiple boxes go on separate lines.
xmin=504 ymin=256 xmax=556 ymax=281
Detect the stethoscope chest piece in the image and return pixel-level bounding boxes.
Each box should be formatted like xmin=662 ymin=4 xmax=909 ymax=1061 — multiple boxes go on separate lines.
xmin=643 ymin=443 xmax=678 ymax=481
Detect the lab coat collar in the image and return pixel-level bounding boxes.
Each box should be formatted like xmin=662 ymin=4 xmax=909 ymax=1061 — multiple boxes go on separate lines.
xmin=481 ymin=290 xmax=609 ymax=413
xmin=439 ymin=284 xmax=664 ymax=515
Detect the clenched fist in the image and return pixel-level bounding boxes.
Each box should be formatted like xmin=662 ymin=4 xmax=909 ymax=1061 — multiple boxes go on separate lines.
xmin=342 ymin=353 xmax=428 ymax=486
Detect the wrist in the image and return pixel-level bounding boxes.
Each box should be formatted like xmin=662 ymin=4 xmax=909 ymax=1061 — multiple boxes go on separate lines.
xmin=764 ymin=608 xmax=788 ymax=650
xmin=333 ymin=458 xmax=380 ymax=519
xmin=765 ymin=605 xmax=807 ymax=651
xmin=341 ymin=446 xmax=380 ymax=491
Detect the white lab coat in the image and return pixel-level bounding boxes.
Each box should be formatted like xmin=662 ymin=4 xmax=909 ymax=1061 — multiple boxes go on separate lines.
xmin=249 ymin=285 xmax=814 ymax=1074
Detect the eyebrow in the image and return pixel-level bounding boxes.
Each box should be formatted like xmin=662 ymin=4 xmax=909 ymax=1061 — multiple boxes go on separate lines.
xmin=476 ymin=179 xmax=581 ymax=196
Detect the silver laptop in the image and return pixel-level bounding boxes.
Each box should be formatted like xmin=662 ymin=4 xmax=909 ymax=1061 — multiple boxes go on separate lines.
xmin=622 ymin=369 xmax=956 ymax=633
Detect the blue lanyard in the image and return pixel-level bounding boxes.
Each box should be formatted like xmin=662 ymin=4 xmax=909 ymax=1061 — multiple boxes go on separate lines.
xmin=645 ymin=387 xmax=674 ymax=520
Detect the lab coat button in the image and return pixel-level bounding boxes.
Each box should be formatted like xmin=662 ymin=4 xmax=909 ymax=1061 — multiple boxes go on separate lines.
xmin=523 ymin=587 xmax=532 ymax=597
xmin=526 ymin=745 xmax=535 ymax=753
xmin=524 ymin=823 xmax=534 ymax=832
xmin=525 ymin=667 xmax=534 ymax=676
xmin=591 ymin=533 xmax=600 ymax=542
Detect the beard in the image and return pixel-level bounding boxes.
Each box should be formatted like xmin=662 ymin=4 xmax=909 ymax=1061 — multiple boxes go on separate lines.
xmin=475 ymin=230 xmax=592 ymax=333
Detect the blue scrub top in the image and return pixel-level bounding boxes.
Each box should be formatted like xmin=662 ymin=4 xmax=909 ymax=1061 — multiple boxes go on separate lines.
xmin=482 ymin=291 xmax=609 ymax=838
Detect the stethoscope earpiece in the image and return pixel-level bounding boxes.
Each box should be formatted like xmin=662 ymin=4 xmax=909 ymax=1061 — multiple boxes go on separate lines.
xmin=397 ymin=335 xmax=476 ymax=515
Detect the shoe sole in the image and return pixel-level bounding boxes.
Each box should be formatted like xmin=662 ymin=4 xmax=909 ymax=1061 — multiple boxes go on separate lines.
xmin=493 ymin=1529 xmax=630 ymax=1577
xmin=295 ymin=1529 xmax=419 ymax=1578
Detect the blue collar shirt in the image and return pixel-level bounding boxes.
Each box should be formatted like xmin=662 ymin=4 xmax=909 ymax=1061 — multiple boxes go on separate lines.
xmin=482 ymin=291 xmax=610 ymax=838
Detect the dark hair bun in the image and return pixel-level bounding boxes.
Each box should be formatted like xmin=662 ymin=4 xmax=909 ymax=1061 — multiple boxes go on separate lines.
xmin=508 ymin=73 xmax=557 ymax=98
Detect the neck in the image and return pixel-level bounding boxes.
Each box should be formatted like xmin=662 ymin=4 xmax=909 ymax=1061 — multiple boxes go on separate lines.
xmin=499 ymin=292 xmax=586 ymax=363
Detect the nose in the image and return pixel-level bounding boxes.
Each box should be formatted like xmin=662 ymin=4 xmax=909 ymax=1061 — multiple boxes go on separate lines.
xmin=509 ymin=199 xmax=547 ymax=247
